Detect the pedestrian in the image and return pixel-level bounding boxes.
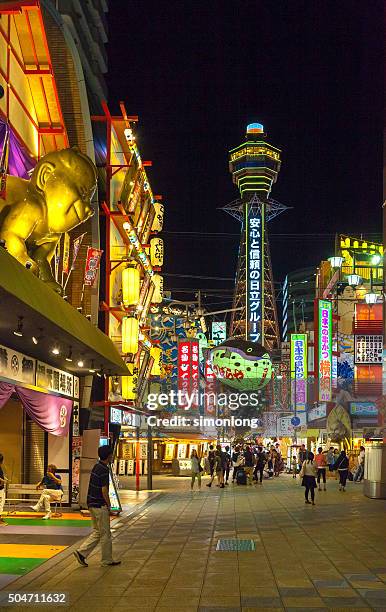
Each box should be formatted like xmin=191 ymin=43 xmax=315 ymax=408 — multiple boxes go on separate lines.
xmin=300 ymin=451 xmax=317 ymax=505
xmin=73 ymin=446 xmax=121 ymax=567
xmin=232 ymin=446 xmax=244 ymax=482
xmin=208 ymin=445 xmax=216 ymax=477
xmin=334 ymin=449 xmax=349 ymax=492
xmin=243 ymin=445 xmax=255 ymax=485
xmin=254 ymin=446 xmax=266 ymax=485
xmin=190 ymin=449 xmax=202 ymax=490
xmin=291 ymin=454 xmax=298 ymax=478
xmin=326 ymin=447 xmax=335 ymax=472
xmin=353 ymin=446 xmax=365 ymax=483
xmin=315 ymin=447 xmax=327 ymax=491
xmin=0 ymin=454 xmax=7 ymax=527
xmin=31 ymin=464 xmax=63 ymax=520
xmin=207 ymin=445 xmax=225 ymax=488
xmin=298 ymin=444 xmax=307 ymax=471
xmin=224 ymin=446 xmax=231 ymax=485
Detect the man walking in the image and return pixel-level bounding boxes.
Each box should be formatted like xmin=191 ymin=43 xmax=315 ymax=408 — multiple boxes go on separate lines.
xmin=73 ymin=446 xmax=121 ymax=567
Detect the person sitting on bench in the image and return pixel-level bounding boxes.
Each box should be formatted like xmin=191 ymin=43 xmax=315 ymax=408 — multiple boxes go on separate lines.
xmin=31 ymin=464 xmax=63 ymax=519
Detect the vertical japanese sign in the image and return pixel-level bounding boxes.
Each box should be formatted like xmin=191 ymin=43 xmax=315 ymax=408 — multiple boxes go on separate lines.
xmin=62 ymin=232 xmax=70 ymax=275
xmin=290 ymin=333 xmax=307 ymax=414
xmin=205 ymin=359 xmax=216 ymax=414
xmin=191 ymin=340 xmax=200 ymax=410
xmin=316 ymin=299 xmax=332 ymax=401
xmin=178 ymin=340 xmax=191 ymax=410
xmin=245 ymin=203 xmax=264 ymax=343
xmin=84 ymin=247 xmax=103 ymax=287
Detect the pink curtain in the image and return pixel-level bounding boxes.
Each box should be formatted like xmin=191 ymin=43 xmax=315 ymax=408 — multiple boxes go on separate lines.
xmin=0 ymin=382 xmax=73 ymax=437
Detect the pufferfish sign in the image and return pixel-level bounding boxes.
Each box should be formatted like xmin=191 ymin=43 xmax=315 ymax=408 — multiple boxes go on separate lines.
xmin=209 ymin=339 xmax=273 ymax=391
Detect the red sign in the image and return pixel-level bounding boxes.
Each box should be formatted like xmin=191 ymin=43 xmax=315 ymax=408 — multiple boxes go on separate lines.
xmin=178 ymin=340 xmax=191 ymax=410
xmin=84 ymin=247 xmax=103 ymax=287
xmin=190 ymin=340 xmax=200 ymax=410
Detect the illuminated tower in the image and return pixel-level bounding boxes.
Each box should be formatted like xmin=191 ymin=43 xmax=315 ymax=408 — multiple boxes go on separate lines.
xmin=223 ymin=123 xmax=288 ymax=350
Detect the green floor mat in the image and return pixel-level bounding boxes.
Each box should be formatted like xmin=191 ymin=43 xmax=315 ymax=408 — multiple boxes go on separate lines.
xmin=0 ymin=557 xmax=45 ymax=575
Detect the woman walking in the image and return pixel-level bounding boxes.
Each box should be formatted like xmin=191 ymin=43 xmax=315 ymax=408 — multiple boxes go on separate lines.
xmin=334 ymin=449 xmax=349 ymax=491
xmin=190 ymin=449 xmax=202 ymax=490
xmin=315 ymin=447 xmax=327 ymax=491
xmin=300 ymin=451 xmax=317 ymax=505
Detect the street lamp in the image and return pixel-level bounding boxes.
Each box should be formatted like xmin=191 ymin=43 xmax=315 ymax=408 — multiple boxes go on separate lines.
xmin=328 ymin=256 xmax=344 ymax=268
xmin=365 ymin=292 xmax=379 ymax=305
xmin=346 ymin=274 xmax=361 ymax=287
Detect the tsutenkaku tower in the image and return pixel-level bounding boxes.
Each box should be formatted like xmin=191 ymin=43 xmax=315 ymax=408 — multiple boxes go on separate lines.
xmin=223 ymin=123 xmax=288 ymax=350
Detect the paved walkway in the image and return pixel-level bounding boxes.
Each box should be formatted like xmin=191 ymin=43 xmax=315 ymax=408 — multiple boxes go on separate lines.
xmin=2 ymin=475 xmax=386 ymax=611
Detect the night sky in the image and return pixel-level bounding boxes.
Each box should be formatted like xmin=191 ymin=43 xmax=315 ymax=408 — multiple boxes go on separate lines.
xmin=107 ymin=1 xmax=383 ymax=311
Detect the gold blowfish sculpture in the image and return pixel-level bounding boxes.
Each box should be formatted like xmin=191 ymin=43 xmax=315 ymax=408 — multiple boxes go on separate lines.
xmin=0 ymin=147 xmax=97 ymax=294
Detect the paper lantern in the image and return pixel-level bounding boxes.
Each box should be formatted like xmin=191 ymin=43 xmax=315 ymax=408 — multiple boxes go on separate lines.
xmin=122 ymin=317 xmax=139 ymax=354
xmin=121 ymin=375 xmax=137 ymax=400
xmin=151 ymin=202 xmax=164 ymax=232
xmin=150 ymin=346 xmax=162 ymax=375
xmin=152 ymin=274 xmax=163 ymax=303
xmin=122 ymin=266 xmax=140 ymax=306
xmin=210 ymin=339 xmax=272 ymax=391
xmin=150 ymin=238 xmax=164 ymax=267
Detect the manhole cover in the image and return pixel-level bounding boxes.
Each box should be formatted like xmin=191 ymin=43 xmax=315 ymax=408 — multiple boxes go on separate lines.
xmin=216 ymin=539 xmax=256 ymax=551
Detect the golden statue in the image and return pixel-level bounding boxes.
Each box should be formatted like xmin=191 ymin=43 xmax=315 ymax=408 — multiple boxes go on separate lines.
xmin=0 ymin=147 xmax=97 ymax=294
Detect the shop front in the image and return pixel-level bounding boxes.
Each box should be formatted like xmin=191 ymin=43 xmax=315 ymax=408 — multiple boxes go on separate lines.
xmin=0 ymin=247 xmax=127 ymax=505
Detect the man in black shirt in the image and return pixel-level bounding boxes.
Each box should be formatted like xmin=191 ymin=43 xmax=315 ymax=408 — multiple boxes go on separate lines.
xmin=74 ymin=446 xmax=121 ymax=567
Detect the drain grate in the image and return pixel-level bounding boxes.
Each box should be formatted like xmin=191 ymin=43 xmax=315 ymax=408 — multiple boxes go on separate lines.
xmin=216 ymin=539 xmax=256 ymax=551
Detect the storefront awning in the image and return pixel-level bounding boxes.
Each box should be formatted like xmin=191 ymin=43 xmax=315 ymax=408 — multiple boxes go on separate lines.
xmin=0 ymin=248 xmax=127 ymax=375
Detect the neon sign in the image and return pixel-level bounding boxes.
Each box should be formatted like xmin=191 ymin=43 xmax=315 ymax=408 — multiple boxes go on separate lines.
xmin=317 ymin=299 xmax=332 ymax=401
xmin=290 ymin=333 xmax=307 ymax=413
xmin=246 ymin=207 xmax=263 ymax=343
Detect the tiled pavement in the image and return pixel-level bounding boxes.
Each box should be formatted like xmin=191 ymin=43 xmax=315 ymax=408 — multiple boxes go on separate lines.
xmin=2 ymin=475 xmax=386 ymax=611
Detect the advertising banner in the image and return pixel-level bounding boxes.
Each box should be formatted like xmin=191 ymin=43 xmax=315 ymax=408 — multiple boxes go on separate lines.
xmin=178 ymin=340 xmax=191 ymax=410
xmin=62 ymin=232 xmax=70 ymax=275
xmin=349 ymin=402 xmax=378 ymax=417
xmin=290 ymin=333 xmax=307 ymax=413
xmin=71 ymin=232 xmax=86 ymax=271
xmin=205 ymin=359 xmax=217 ymax=414
xmin=84 ymin=247 xmax=103 ymax=287
xmin=190 ymin=340 xmax=200 ymax=410
xmin=316 ymin=299 xmax=332 ymax=401
xmin=246 ymin=204 xmax=264 ymax=343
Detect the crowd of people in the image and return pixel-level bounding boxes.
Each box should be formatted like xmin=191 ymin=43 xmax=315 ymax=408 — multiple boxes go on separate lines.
xmin=297 ymin=444 xmax=366 ymax=505
xmin=189 ymin=442 xmax=366 ymax=503
xmin=189 ymin=442 xmax=285 ymax=490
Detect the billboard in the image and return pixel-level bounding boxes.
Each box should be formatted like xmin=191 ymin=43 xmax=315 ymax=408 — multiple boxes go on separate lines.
xmin=245 ymin=205 xmax=263 ymax=343
xmin=349 ymin=402 xmax=378 ymax=417
xmin=290 ymin=333 xmax=307 ymax=413
xmin=316 ymin=299 xmax=332 ymax=401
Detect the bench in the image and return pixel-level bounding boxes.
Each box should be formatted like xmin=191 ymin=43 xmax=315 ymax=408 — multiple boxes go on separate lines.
xmin=5 ymin=484 xmax=67 ymax=518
